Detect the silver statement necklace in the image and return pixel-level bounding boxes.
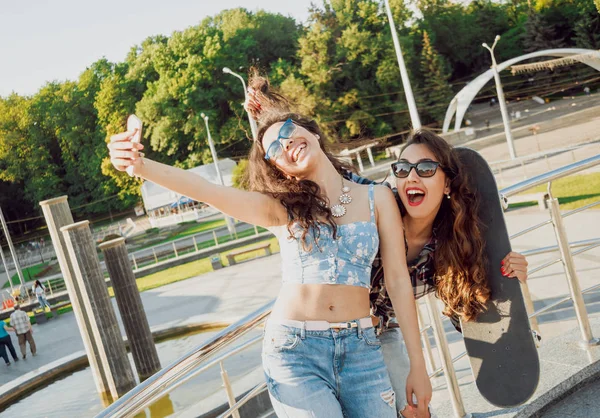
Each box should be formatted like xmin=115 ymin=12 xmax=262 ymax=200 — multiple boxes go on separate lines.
xmin=331 ymin=177 xmax=352 ymax=218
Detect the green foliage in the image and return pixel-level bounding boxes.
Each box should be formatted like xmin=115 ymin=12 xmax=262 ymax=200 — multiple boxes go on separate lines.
xmin=0 ymin=2 xmax=594 ymax=234
xmin=232 ymin=159 xmax=250 ymax=190
xmin=417 ymin=31 xmax=453 ymax=124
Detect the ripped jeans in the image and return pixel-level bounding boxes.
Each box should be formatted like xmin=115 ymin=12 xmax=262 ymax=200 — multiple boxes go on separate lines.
xmin=379 ymin=325 xmax=411 ymax=413
xmin=262 ymin=321 xmax=397 ymax=418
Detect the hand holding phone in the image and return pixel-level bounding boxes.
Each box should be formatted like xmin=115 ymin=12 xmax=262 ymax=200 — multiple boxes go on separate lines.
xmin=126 ymin=114 xmax=143 ymax=177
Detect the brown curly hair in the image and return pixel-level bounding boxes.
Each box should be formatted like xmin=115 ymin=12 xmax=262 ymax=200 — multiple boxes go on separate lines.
xmin=244 ymin=76 xmax=353 ymax=249
xmin=402 ymin=130 xmax=491 ymax=322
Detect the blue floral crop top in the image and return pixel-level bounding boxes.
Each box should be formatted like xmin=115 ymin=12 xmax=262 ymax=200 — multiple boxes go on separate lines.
xmin=269 ymin=184 xmax=379 ymax=289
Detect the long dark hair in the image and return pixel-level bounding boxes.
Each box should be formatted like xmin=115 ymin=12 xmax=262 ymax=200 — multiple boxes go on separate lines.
xmin=402 ymin=130 xmax=491 ymax=322
xmin=247 ymin=109 xmax=353 ymax=249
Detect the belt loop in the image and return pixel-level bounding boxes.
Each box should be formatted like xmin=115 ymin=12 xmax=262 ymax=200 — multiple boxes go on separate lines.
xmin=356 ymin=318 xmax=363 ymax=338
xmin=300 ymin=321 xmax=306 ymax=340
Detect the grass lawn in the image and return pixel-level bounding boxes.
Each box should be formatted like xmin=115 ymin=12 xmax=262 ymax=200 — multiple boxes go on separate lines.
xmin=117 ymin=236 xmax=280 ymax=294
xmin=168 ymin=219 xmax=226 ymax=240
xmin=128 ymin=219 xmax=227 ymax=251
xmin=3 ymin=304 xmax=73 ymax=326
xmin=4 ymin=262 xmax=53 ymax=288
xmin=510 ymin=172 xmax=600 ymax=211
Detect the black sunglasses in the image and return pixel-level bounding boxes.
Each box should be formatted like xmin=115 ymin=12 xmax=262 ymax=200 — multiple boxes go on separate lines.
xmin=391 ymin=160 xmax=442 ymax=178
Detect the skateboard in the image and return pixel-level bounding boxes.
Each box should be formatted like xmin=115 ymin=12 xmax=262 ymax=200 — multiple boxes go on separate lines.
xmin=457 ymin=147 xmax=540 ymax=408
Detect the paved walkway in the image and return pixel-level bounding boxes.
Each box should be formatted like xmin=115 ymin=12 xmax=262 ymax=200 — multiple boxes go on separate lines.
xmin=1 ymin=120 xmax=599 ymax=414
xmin=0 ymin=256 xmax=282 ymax=386
xmin=541 ymin=379 xmax=600 ymax=417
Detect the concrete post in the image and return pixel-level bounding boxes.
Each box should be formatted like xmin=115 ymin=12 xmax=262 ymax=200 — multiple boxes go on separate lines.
xmin=100 ymin=238 xmax=161 ymax=381
xmin=61 ymin=221 xmax=136 ymax=397
xmin=39 ymin=197 xmax=112 ymax=403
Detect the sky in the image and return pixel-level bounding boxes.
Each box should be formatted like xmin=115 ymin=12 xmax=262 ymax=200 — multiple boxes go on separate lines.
xmin=0 ymin=0 xmax=314 ymax=97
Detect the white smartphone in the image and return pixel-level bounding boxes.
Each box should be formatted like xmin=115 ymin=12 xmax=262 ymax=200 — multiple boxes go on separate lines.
xmin=126 ymin=114 xmax=143 ymax=177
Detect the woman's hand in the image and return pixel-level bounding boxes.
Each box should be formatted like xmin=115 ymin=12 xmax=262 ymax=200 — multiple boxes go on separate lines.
xmin=244 ymin=87 xmax=263 ymax=120
xmin=406 ymin=365 xmax=432 ymax=418
xmin=501 ymin=251 xmax=528 ymax=283
xmin=108 ymin=130 xmax=145 ymax=172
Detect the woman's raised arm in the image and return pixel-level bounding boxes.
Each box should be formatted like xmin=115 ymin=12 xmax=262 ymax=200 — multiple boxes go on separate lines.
xmin=374 ymin=185 xmax=432 ymax=416
xmin=109 ymin=130 xmax=287 ymax=228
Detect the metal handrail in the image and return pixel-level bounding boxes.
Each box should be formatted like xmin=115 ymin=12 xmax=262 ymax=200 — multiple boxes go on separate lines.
xmin=98 ymin=154 xmax=600 ymax=418
xmin=95 ymin=301 xmax=274 ymax=418
xmin=499 ymin=154 xmax=600 ymax=197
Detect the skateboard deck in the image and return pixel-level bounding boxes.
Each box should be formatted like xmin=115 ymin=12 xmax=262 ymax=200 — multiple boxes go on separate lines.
xmin=457 ymin=147 xmax=540 ymax=408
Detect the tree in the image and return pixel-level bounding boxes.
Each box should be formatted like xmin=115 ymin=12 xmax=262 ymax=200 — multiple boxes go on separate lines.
xmin=417 ymin=31 xmax=453 ymax=124
xmin=573 ymin=3 xmax=600 ymax=49
xmin=231 ymin=159 xmax=249 ymax=190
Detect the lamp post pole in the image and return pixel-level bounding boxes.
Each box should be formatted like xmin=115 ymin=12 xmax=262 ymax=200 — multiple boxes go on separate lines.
xmin=383 ymin=0 xmax=421 ymax=129
xmin=223 ymin=67 xmax=258 ymax=140
xmin=0 ymin=207 xmax=25 ymax=287
xmin=483 ymin=35 xmax=517 ymax=159
xmin=201 ymin=113 xmax=236 ymax=236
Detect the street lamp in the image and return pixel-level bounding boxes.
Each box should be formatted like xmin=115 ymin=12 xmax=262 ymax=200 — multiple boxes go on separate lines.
xmin=222 ymin=67 xmax=259 ymax=140
xmin=383 ymin=0 xmax=421 ymax=129
xmin=200 ymin=113 xmax=236 ymax=237
xmin=483 ymin=35 xmax=517 ymax=159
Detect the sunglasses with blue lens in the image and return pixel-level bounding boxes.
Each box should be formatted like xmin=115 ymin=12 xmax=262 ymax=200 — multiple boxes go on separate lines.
xmin=264 ymin=119 xmax=297 ymax=161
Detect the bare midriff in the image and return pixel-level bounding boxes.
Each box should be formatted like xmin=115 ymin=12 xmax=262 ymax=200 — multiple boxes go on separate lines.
xmin=271 ymin=283 xmax=371 ymax=322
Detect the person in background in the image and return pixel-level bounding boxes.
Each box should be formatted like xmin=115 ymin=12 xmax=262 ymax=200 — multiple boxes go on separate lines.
xmin=0 ymin=321 xmax=18 ymax=366
xmin=9 ymin=304 xmax=36 ymax=359
xmin=33 ymin=280 xmax=51 ymax=311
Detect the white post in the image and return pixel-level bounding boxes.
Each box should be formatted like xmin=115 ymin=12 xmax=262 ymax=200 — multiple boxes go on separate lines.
xmin=193 ymin=236 xmax=199 ymax=252
xmin=254 ymin=225 xmax=259 ymax=236
xmin=356 ymin=152 xmax=364 ymax=172
xmin=152 ymin=248 xmax=158 ymax=264
xmin=213 ymin=230 xmax=220 ymax=247
xmin=220 ymin=362 xmax=241 ymax=418
xmin=0 ymin=207 xmax=25 ymax=287
xmin=222 ymin=67 xmax=258 ymax=140
xmin=384 ymin=0 xmax=421 ymax=129
xmin=483 ymin=36 xmax=516 ymax=159
xmin=0 ymin=245 xmax=14 ymax=291
xmin=201 ymin=113 xmax=237 ymax=237
xmin=366 ymin=147 xmax=375 ymax=167
xmin=131 ymin=255 xmax=138 ymax=270
xmin=172 ymin=242 xmax=178 ymax=258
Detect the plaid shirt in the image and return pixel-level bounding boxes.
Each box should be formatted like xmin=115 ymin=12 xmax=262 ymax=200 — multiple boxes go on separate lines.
xmin=9 ymin=310 xmax=31 ymax=335
xmin=344 ymin=171 xmax=437 ymax=329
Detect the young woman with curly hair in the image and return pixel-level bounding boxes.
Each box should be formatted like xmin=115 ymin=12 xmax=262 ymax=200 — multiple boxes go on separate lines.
xmin=245 ymin=77 xmax=528 ymax=418
xmin=107 ymin=105 xmax=432 ymax=416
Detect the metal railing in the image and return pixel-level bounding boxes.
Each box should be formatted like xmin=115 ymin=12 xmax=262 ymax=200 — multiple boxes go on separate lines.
xmin=97 ymin=154 xmax=600 ymax=418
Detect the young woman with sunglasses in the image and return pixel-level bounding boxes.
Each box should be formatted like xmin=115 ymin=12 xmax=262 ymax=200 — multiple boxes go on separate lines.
xmin=245 ymin=81 xmax=528 ymax=418
xmin=107 ymin=105 xmax=433 ymax=416
xmin=350 ymin=130 xmax=529 ymax=418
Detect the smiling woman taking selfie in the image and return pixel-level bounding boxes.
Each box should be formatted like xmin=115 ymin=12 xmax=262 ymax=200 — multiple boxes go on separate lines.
xmin=106 ymin=88 xmax=432 ymax=416
xmin=246 ymin=78 xmax=528 ymax=418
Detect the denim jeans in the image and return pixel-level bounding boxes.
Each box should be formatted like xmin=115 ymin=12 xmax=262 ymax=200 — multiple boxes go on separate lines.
xmin=37 ymin=295 xmax=51 ymax=310
xmin=379 ymin=326 xmax=411 ymax=412
xmin=262 ymin=321 xmax=397 ymax=418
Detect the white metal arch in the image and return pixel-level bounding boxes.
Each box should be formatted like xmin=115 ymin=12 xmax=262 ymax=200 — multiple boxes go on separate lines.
xmin=442 ymin=49 xmax=600 ymax=133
